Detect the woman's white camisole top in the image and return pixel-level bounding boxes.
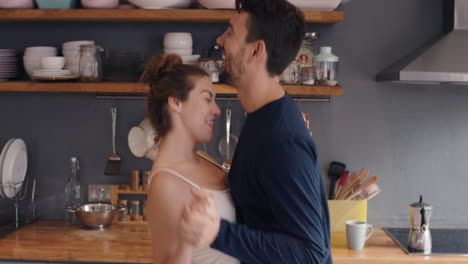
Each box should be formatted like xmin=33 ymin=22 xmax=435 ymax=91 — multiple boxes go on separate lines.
xmin=149 ymin=167 xmax=240 ymax=264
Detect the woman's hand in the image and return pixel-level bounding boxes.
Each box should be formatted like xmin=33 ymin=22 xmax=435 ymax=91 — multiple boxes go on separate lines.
xmin=180 ymin=188 xmax=220 ymax=247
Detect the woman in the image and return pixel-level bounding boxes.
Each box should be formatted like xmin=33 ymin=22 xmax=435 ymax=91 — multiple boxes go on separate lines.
xmin=142 ymin=54 xmax=239 ymax=264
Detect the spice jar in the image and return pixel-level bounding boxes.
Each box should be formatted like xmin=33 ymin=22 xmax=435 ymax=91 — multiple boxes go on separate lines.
xmin=200 ymin=59 xmax=220 ymax=83
xmin=142 ymin=170 xmax=151 ymax=192
xmin=142 ymin=200 xmax=147 ymax=221
xmin=280 ymin=60 xmax=300 ymax=84
xmin=79 ymin=44 xmax=104 ymax=82
xmin=118 ymin=199 xmax=128 ymax=221
xmin=130 ymin=170 xmax=140 ymax=191
xmin=301 ymin=67 xmax=316 ymax=85
xmin=130 ymin=200 xmax=140 ymax=221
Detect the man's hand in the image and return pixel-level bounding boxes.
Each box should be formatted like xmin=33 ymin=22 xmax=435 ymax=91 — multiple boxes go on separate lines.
xmin=180 ymin=188 xmax=220 ymax=247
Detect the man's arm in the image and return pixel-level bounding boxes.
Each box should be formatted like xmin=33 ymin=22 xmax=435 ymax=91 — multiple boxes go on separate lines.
xmin=181 ymin=138 xmax=331 ymax=264
xmin=211 ymin=139 xmax=331 ymax=264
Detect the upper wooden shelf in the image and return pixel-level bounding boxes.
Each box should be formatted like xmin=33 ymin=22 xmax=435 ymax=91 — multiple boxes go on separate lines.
xmin=0 ymin=81 xmax=343 ymax=96
xmin=0 ymin=9 xmax=343 ymax=23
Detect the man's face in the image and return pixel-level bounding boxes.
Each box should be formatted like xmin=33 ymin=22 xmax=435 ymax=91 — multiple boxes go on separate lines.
xmin=216 ymin=12 xmax=251 ymax=87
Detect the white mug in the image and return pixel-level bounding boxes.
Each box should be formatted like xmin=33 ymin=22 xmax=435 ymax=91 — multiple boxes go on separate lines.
xmin=346 ymin=220 xmax=374 ymax=250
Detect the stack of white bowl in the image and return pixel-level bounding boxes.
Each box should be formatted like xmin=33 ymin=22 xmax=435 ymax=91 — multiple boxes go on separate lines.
xmin=62 ymin=40 xmax=95 ymax=75
xmin=0 ymin=49 xmax=18 ymax=81
xmin=163 ymin=32 xmax=200 ymax=64
xmin=23 ymin=46 xmax=57 ymax=79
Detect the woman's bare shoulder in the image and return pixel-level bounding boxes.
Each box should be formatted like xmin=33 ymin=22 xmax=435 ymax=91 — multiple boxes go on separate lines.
xmin=148 ymin=170 xmax=191 ymax=200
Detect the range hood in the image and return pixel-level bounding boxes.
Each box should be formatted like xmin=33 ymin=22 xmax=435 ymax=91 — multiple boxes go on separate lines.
xmin=377 ymin=0 xmax=468 ymax=84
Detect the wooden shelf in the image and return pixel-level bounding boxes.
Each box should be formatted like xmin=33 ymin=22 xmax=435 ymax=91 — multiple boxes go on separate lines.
xmin=0 ymin=81 xmax=343 ymax=96
xmin=0 ymin=9 xmax=343 ymax=23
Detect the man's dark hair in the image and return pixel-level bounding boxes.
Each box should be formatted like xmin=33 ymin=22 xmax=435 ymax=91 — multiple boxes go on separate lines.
xmin=235 ymin=0 xmax=305 ymax=76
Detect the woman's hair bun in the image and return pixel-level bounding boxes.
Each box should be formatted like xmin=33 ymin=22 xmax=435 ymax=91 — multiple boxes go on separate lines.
xmin=140 ymin=54 xmax=183 ymax=84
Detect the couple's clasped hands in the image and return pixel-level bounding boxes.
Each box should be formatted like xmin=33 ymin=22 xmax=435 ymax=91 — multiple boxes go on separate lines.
xmin=180 ymin=189 xmax=220 ymax=247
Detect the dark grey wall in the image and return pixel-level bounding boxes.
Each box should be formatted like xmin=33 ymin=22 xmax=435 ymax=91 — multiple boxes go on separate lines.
xmin=1 ymin=0 xmax=467 ymax=227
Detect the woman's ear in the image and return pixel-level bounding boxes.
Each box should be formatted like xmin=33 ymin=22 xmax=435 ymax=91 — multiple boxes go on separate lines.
xmin=168 ymin=96 xmax=183 ymax=113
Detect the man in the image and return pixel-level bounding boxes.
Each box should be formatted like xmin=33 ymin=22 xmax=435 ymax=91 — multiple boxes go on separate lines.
xmin=181 ymin=0 xmax=332 ymax=263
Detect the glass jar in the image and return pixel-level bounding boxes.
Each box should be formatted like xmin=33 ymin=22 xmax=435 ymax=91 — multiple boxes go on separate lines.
xmin=200 ymin=59 xmax=220 ymax=83
xmin=280 ymin=60 xmax=300 ymax=84
xmin=301 ymin=67 xmax=316 ymax=85
xmin=142 ymin=170 xmax=151 ymax=192
xmin=142 ymin=200 xmax=147 ymax=221
xmin=130 ymin=200 xmax=140 ymax=221
xmin=118 ymin=199 xmax=128 ymax=221
xmin=313 ymin=46 xmax=339 ymax=86
xmin=296 ymin=32 xmax=319 ymax=69
xmin=79 ymin=44 xmax=104 ymax=82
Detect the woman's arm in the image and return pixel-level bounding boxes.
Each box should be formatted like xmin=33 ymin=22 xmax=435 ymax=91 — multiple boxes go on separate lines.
xmin=147 ymin=171 xmax=193 ymax=264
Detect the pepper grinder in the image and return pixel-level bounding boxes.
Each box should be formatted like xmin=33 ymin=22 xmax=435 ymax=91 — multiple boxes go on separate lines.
xmin=408 ymin=195 xmax=432 ymax=253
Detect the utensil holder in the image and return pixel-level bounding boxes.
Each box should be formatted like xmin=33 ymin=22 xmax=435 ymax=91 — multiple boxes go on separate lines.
xmin=328 ymin=200 xmax=367 ymax=232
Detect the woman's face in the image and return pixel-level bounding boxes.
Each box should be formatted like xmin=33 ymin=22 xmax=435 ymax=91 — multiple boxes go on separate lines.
xmin=180 ymin=76 xmax=221 ymax=143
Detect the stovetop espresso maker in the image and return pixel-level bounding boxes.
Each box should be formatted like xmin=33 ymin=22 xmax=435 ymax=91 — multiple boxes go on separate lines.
xmin=408 ymin=195 xmax=432 ymax=253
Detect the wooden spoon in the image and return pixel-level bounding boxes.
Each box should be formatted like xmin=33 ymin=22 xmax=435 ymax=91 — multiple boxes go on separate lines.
xmin=345 ymin=176 xmax=379 ymax=200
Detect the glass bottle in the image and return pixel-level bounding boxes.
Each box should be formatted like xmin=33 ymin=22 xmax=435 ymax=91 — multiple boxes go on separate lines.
xmin=79 ymin=44 xmax=104 ymax=82
xmin=65 ymin=157 xmax=82 ymax=224
xmin=296 ymin=32 xmax=319 ymax=70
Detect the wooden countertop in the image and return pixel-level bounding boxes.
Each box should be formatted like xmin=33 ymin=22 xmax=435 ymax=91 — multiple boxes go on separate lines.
xmin=0 ymin=220 xmax=466 ymax=264
xmin=0 ymin=220 xmax=152 ymax=263
xmin=331 ymin=229 xmax=467 ymax=264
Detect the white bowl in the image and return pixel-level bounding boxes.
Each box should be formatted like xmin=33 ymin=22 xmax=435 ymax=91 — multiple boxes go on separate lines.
xmin=198 ymin=0 xmax=235 ymax=9
xmin=41 ymin=56 xmax=65 ymax=70
xmin=62 ymin=40 xmax=95 ymax=49
xmin=163 ymin=48 xmax=193 ymax=56
xmin=163 ymin=32 xmax=193 ymax=49
xmin=81 ymin=0 xmax=119 ymax=8
xmin=181 ymin=54 xmax=200 ymax=64
xmin=128 ymin=117 xmax=159 ymax=160
xmin=24 ymin=47 xmax=57 ymax=56
xmin=0 ymin=0 xmax=34 ymax=9
xmin=288 ymin=0 xmax=342 ymax=11
xmin=128 ymin=0 xmax=191 ymax=9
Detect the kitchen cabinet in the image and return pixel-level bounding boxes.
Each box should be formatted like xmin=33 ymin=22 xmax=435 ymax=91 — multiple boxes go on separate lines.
xmin=0 ymin=9 xmax=344 ymax=97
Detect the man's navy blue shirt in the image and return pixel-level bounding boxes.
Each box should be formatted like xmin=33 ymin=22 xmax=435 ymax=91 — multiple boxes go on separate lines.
xmin=212 ymin=93 xmax=332 ymax=264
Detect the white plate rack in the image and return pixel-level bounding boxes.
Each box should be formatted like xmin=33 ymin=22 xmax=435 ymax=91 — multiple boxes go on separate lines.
xmin=0 ymin=175 xmax=36 ymax=234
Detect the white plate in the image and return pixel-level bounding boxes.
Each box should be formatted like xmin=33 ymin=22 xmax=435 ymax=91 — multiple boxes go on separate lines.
xmin=128 ymin=126 xmax=148 ymax=158
xmin=0 ymin=138 xmax=16 ymax=198
xmin=1 ymin=138 xmax=28 ymax=198
xmin=33 ymin=69 xmax=71 ymax=75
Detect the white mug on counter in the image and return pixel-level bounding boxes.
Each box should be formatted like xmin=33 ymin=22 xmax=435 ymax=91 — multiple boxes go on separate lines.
xmin=346 ymin=220 xmax=374 ymax=250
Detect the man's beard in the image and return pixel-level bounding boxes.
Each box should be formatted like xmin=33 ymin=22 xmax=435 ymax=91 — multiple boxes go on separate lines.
xmin=219 ymin=49 xmax=245 ymax=88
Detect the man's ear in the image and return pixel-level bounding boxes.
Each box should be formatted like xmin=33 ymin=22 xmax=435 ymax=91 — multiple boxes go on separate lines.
xmin=250 ymin=39 xmax=266 ymax=62
xmin=168 ymin=96 xmax=183 ymax=113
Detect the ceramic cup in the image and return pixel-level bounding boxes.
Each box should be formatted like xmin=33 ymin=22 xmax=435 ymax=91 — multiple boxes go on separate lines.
xmin=346 ymin=220 xmax=374 ymax=250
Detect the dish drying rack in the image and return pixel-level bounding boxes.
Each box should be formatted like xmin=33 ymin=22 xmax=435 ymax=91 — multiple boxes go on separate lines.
xmin=0 ymin=175 xmax=36 ymax=235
